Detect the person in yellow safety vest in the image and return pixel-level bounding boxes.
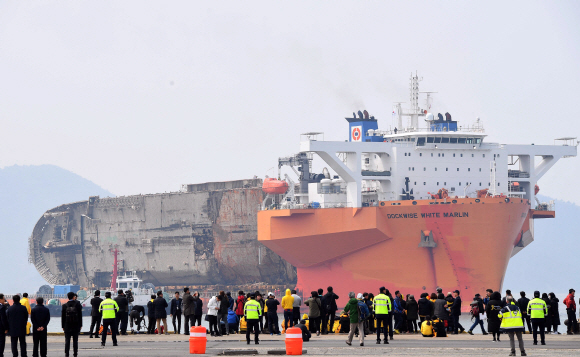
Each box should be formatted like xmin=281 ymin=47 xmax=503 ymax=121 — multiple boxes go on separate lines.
xmin=499 ymin=296 xmax=527 ymax=356
xmin=99 ymin=292 xmax=120 ymax=347
xmin=373 ymin=286 xmax=391 ymax=345
xmin=527 ymin=290 xmax=548 ymax=346
xmin=243 ymin=293 xmax=262 ymax=345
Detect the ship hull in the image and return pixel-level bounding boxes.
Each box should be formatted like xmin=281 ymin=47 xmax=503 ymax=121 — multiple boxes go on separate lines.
xmin=29 ymin=179 xmax=296 ymax=287
xmin=258 ymin=197 xmax=530 ymax=308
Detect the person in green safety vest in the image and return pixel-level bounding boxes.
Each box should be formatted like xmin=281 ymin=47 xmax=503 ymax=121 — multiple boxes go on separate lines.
xmin=498 ymin=296 xmax=527 ymax=356
xmin=99 ymin=292 xmax=120 ymax=347
xmin=527 ymin=291 xmax=548 ymax=345
xmin=244 ymin=293 xmax=262 ymax=345
xmin=373 ymin=287 xmax=391 ymax=345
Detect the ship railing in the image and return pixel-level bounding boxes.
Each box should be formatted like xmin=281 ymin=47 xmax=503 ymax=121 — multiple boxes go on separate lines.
xmin=508 ymin=170 xmax=530 ymax=178
xmin=535 ymin=200 xmax=555 ymax=211
xmin=377 ymin=125 xmax=485 ymax=136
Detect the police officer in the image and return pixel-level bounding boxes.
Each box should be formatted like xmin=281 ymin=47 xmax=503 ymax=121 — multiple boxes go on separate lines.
xmin=373 ymin=287 xmax=391 ymax=345
xmin=99 ymin=292 xmax=120 ymax=347
xmin=527 ymin=290 xmax=548 ymax=345
xmin=499 ymin=296 xmax=527 ymax=356
xmin=244 ymin=293 xmax=262 ymax=345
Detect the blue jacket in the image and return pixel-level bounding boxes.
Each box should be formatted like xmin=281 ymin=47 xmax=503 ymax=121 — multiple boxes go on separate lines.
xmin=227 ymin=310 xmax=239 ymax=324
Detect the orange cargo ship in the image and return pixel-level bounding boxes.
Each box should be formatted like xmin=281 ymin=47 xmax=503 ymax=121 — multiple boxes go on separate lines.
xmin=257 ymin=73 xmax=577 ymax=309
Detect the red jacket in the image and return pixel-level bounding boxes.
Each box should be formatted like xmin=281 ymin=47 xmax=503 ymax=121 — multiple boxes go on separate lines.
xmin=235 ymin=296 xmax=245 ymax=315
xmin=563 ymin=294 xmax=576 ymax=311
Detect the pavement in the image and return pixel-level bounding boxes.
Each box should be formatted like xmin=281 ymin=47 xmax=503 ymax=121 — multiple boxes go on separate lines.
xmin=10 ymin=332 xmax=580 ymax=356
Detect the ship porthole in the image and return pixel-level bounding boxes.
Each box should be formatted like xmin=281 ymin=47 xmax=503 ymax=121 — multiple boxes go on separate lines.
xmin=475 ymin=199 xmax=480 ymax=203
xmin=452 ymin=199 xmax=457 ymax=204
xmin=505 ymin=198 xmax=510 ymax=203
xmin=412 ymin=201 xmax=417 ymax=205
xmin=380 ymin=202 xmax=385 ymax=206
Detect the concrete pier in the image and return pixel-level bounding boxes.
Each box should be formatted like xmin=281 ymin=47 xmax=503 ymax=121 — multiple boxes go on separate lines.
xmin=16 ymin=332 xmax=580 ymax=356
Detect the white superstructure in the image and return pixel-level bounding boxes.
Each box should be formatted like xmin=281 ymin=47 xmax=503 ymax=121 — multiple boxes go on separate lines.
xmin=275 ymin=73 xmax=578 ymax=211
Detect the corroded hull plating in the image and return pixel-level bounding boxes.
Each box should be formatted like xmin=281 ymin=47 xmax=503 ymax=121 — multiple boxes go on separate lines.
xmin=29 ymin=179 xmax=296 ymax=287
xmin=258 ymin=197 xmax=531 ymax=308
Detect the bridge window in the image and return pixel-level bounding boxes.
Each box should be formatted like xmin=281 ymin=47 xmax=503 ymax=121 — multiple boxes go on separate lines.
xmin=475 ymin=138 xmax=482 ymax=144
xmin=441 ymin=137 xmax=450 ymax=143
xmin=427 ymin=137 xmax=435 ymax=143
xmin=417 ymin=137 xmax=425 ymax=146
xmin=450 ymin=137 xmax=458 ymax=143
xmin=434 ymin=137 xmax=441 ymax=144
xmin=458 ymin=138 xmax=466 ymax=144
xmin=466 ymin=138 xmax=474 ymax=144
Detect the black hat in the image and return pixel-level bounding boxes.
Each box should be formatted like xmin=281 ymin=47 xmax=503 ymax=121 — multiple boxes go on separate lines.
xmin=379 ymin=286 xmax=386 ymax=291
xmin=534 ymin=290 xmax=540 ymax=297
xmin=453 ymin=290 xmax=460 ymax=294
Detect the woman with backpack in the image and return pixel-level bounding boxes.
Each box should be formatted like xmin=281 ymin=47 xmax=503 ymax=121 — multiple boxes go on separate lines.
xmin=305 ymin=291 xmax=322 ymax=336
xmin=467 ymin=293 xmax=487 ymax=335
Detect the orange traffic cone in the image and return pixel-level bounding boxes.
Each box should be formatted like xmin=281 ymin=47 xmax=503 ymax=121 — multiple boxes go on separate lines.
xmin=285 ymin=327 xmax=303 ymax=355
xmin=189 ymin=326 xmax=207 ymax=354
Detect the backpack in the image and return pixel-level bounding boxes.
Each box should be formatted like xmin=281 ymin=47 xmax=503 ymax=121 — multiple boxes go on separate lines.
xmin=357 ymin=301 xmax=370 ymax=322
xmin=470 ymin=303 xmax=480 ymax=317
xmin=66 ymin=303 xmax=78 ymax=327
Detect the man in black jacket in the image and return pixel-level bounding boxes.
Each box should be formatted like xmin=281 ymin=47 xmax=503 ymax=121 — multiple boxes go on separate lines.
xmin=323 ymin=287 xmax=339 ymax=334
xmin=31 ymin=297 xmax=50 ymax=357
xmin=115 ymin=290 xmax=129 ymax=335
xmin=130 ymin=305 xmax=145 ymax=332
xmin=182 ymin=288 xmax=195 ymax=335
xmin=451 ymin=290 xmax=465 ymax=334
xmin=62 ymin=292 xmax=82 ymax=357
xmin=518 ymin=291 xmax=532 ymax=334
xmin=89 ymin=290 xmax=102 ymax=338
xmin=418 ymin=293 xmax=434 ymax=325
xmin=7 ymin=295 xmax=28 ymax=357
xmin=170 ymin=292 xmax=182 ymax=334
xmin=154 ymin=291 xmax=169 ymax=335
xmin=0 ymin=294 xmax=10 ymax=357
xmin=146 ymin=295 xmax=156 ymax=334
xmin=265 ymin=293 xmax=281 ymax=335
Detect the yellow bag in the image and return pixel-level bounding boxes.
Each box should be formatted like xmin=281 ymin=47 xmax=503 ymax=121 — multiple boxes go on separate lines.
xmin=239 ymin=317 xmax=247 ymax=332
xmin=26 ymin=322 xmax=31 ymax=335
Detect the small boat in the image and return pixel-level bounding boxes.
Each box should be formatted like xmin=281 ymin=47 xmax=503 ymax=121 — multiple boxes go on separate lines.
xmin=262 ymin=177 xmax=289 ymax=194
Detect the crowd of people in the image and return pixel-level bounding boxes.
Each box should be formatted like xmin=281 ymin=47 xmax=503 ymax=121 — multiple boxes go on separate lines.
xmin=0 ymin=286 xmax=578 ymax=357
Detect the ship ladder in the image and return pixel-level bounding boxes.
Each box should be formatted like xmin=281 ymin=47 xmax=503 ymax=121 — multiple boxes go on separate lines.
xmin=432 ymin=222 xmax=461 ymax=288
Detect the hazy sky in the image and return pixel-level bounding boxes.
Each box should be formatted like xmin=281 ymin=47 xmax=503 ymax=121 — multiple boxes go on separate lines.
xmin=1 ymin=1 xmax=579 ymax=203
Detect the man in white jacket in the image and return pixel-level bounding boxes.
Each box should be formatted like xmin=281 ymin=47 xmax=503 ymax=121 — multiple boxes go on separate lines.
xmin=207 ymin=295 xmax=222 ymax=336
